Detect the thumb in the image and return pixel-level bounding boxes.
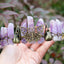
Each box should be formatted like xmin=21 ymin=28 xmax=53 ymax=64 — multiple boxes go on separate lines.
xmin=37 ymin=40 xmax=54 ymax=58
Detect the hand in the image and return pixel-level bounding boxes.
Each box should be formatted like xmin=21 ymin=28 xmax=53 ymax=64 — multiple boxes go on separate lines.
xmin=0 ymin=40 xmax=54 ymax=64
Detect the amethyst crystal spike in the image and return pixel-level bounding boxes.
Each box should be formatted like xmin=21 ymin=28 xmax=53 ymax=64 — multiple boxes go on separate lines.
xmin=8 ymin=23 xmax=14 ymax=39
xmin=50 ymin=19 xmax=62 ymax=41
xmin=36 ymin=18 xmax=45 ymax=43
xmin=1 ymin=27 xmax=8 ymax=38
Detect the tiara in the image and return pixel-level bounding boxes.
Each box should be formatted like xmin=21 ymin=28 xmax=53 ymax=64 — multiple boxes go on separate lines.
xmin=0 ymin=16 xmax=64 ymax=48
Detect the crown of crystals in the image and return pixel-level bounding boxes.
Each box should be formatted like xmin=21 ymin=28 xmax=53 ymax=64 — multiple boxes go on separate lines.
xmin=0 ymin=16 xmax=64 ymax=48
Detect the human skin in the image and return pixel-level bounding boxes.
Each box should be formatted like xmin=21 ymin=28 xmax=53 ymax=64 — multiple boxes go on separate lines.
xmin=0 ymin=40 xmax=54 ymax=64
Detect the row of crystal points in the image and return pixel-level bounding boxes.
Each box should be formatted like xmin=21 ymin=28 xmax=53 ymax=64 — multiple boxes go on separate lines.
xmin=0 ymin=16 xmax=64 ymax=48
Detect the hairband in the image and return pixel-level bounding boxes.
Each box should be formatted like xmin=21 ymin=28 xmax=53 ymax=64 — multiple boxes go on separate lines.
xmin=0 ymin=16 xmax=64 ymax=49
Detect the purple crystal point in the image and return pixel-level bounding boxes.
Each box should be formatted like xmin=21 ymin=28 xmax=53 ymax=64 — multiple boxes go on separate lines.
xmin=56 ymin=19 xmax=62 ymax=34
xmin=50 ymin=19 xmax=62 ymax=41
xmin=1 ymin=27 xmax=8 ymax=38
xmin=36 ymin=18 xmax=45 ymax=35
xmin=62 ymin=22 xmax=64 ymax=33
xmin=36 ymin=18 xmax=44 ymax=26
xmin=21 ymin=19 xmax=27 ymax=28
xmin=50 ymin=20 xmax=57 ymax=34
xmin=27 ymin=16 xmax=34 ymax=32
xmin=21 ymin=19 xmax=27 ymax=36
xmin=27 ymin=16 xmax=34 ymax=28
xmin=8 ymin=23 xmax=14 ymax=39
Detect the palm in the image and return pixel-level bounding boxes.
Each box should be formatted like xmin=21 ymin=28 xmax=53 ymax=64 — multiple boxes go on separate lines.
xmin=0 ymin=41 xmax=54 ymax=64
xmin=17 ymin=47 xmax=41 ymax=64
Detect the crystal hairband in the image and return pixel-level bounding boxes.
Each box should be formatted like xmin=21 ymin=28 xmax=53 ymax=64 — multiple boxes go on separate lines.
xmin=0 ymin=16 xmax=64 ymax=48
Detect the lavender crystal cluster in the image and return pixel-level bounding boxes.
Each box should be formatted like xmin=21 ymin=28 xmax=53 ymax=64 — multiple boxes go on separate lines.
xmin=0 ymin=23 xmax=14 ymax=48
xmin=50 ymin=19 xmax=64 ymax=41
xmin=0 ymin=16 xmax=64 ymax=48
xmin=21 ymin=16 xmax=45 ymax=43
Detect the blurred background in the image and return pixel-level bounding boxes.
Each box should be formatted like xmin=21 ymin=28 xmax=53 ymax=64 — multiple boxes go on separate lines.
xmin=0 ymin=0 xmax=64 ymax=64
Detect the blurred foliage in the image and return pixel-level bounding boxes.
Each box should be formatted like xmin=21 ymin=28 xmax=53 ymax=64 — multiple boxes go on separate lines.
xmin=43 ymin=41 xmax=64 ymax=64
xmin=51 ymin=0 xmax=64 ymax=16
xmin=33 ymin=0 xmax=64 ymax=16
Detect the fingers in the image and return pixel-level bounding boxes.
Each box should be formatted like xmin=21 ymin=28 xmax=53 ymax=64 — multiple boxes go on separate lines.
xmin=30 ymin=42 xmax=41 ymax=51
xmin=18 ymin=42 xmax=28 ymax=51
xmin=25 ymin=41 xmax=42 ymax=51
xmin=25 ymin=42 xmax=32 ymax=48
xmin=37 ymin=40 xmax=54 ymax=58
